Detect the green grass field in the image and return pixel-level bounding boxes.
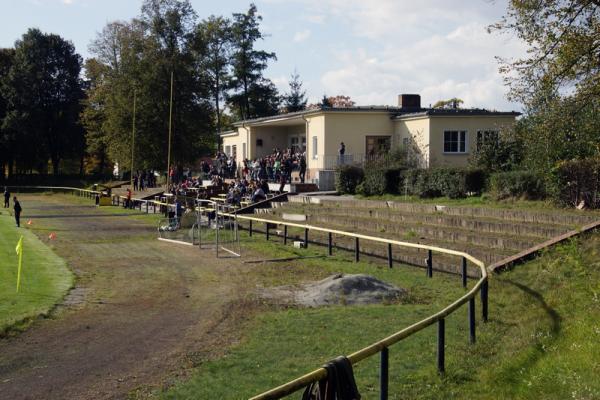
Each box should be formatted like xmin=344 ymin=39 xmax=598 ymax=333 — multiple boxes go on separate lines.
xmin=163 ymin=231 xmax=600 ymax=400
xmin=0 ymin=211 xmax=73 ymax=335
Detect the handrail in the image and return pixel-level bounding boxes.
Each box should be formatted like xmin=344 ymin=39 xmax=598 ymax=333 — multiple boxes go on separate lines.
xmin=224 ymin=214 xmax=487 ymax=400
xmin=7 ymin=185 xmax=101 ymax=195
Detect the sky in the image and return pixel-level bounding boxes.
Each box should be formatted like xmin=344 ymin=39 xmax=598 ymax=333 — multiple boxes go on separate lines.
xmin=0 ymin=0 xmax=527 ymax=111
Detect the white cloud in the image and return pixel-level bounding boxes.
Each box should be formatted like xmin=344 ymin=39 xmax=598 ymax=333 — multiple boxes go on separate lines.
xmin=305 ymin=14 xmax=325 ymax=24
xmin=62 ymin=0 xmax=74 ymax=4
xmin=293 ymin=29 xmax=311 ymax=42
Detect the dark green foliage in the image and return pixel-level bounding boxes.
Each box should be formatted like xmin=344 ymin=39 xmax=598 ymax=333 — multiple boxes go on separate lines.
xmin=551 ymin=158 xmax=600 ymax=208
xmin=335 ymin=165 xmax=364 ymax=194
xmin=397 ymin=168 xmax=486 ymax=199
xmin=228 ymin=3 xmax=279 ymax=120
xmin=470 ymin=129 xmax=524 ymax=173
xmin=489 ymin=171 xmax=546 ymax=200
xmin=357 ymin=167 xmax=403 ymax=196
xmin=2 ymin=29 xmax=84 ymax=175
xmin=283 ymin=70 xmax=307 ymax=112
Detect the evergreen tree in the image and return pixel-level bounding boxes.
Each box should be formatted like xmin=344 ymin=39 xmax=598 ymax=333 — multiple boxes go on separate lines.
xmin=229 ymin=3 xmax=278 ymax=119
xmin=195 ymin=16 xmax=232 ymax=136
xmin=283 ymin=70 xmax=307 ymax=112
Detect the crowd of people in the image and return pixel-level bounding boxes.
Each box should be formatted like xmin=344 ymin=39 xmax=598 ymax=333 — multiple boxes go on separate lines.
xmin=132 ymin=170 xmax=158 ymax=191
xmin=209 ymin=147 xmax=307 ymax=184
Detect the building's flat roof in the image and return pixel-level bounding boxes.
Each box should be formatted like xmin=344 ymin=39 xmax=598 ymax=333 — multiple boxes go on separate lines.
xmin=393 ymin=108 xmax=521 ymax=119
xmin=229 ymin=106 xmax=521 ymax=128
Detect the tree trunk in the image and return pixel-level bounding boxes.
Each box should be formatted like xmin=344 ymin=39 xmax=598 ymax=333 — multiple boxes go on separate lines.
xmin=51 ymin=156 xmax=60 ymax=176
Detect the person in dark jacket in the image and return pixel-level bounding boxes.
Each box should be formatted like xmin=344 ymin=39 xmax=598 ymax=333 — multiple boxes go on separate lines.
xmin=13 ymin=196 xmax=22 ymax=227
xmin=3 ymin=187 xmax=10 ymax=208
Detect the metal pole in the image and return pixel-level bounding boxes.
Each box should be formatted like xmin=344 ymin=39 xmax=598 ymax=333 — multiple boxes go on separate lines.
xmin=166 ymin=70 xmax=174 ymax=191
xmin=249 ymin=220 xmax=253 ymax=236
xmin=462 ymin=257 xmax=467 ymax=288
xmin=469 ymin=297 xmax=476 ymax=343
xmin=437 ymin=318 xmax=445 ymax=375
xmin=130 ymin=90 xmax=136 ymax=190
xmin=266 ymin=222 xmax=270 ymax=240
xmin=387 ymin=243 xmax=393 ymax=268
xmin=481 ymin=279 xmax=489 ymax=322
xmin=380 ymin=347 xmax=389 ymax=400
xmin=328 ymin=232 xmax=333 ymax=255
xmin=354 ymin=237 xmax=359 ymax=262
xmin=304 ymin=228 xmax=308 ymax=248
xmin=427 ymin=250 xmax=433 ymax=278
xmin=283 ymin=225 xmax=288 ymax=245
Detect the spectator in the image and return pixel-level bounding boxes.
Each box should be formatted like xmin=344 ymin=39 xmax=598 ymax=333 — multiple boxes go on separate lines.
xmin=13 ymin=196 xmax=22 ymax=227
xmin=4 ymin=187 xmax=10 ymax=208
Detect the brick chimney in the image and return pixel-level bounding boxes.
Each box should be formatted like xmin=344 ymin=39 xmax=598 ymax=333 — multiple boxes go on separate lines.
xmin=398 ymin=94 xmax=421 ymax=109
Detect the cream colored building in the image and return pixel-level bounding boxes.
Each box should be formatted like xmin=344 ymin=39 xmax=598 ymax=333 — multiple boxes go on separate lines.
xmin=221 ymin=94 xmax=519 ymax=189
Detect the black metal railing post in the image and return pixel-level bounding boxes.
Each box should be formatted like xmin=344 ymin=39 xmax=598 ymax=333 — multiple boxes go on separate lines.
xmin=266 ymin=222 xmax=270 ymax=241
xmin=469 ymin=297 xmax=476 ymax=343
xmin=284 ymin=225 xmax=288 ymax=245
xmin=387 ymin=243 xmax=393 ymax=268
xmin=304 ymin=228 xmax=309 ymax=248
xmin=380 ymin=347 xmax=389 ymax=400
xmin=462 ymin=257 xmax=467 ymax=288
xmin=427 ymin=250 xmax=433 ymax=278
xmin=355 ymin=237 xmax=360 ymax=262
xmin=437 ymin=318 xmax=445 ymax=375
xmin=249 ymin=220 xmax=253 ymax=236
xmin=481 ymin=279 xmax=489 ymax=322
xmin=328 ymin=232 xmax=333 ymax=256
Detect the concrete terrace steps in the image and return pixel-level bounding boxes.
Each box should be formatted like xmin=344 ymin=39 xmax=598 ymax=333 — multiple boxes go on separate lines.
xmin=285 ymin=213 xmax=542 ymax=253
xmin=242 ymin=214 xmax=512 ymax=267
xmin=238 ymin=219 xmax=487 ymax=276
xmin=287 ymin=197 xmax=598 ymax=227
xmin=274 ymin=205 xmax=565 ymax=242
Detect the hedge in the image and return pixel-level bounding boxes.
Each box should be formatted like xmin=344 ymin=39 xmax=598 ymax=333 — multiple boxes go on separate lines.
xmin=398 ymin=168 xmax=486 ymax=199
xmin=335 ymin=165 xmax=364 ymax=194
xmin=357 ymin=167 xmax=403 ymax=196
xmin=489 ymin=171 xmax=546 ymax=200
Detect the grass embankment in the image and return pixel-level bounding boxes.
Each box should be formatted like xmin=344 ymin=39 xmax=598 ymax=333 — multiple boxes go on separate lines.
xmin=0 ymin=212 xmax=73 ymax=336
xmin=163 ymin=230 xmax=600 ymax=399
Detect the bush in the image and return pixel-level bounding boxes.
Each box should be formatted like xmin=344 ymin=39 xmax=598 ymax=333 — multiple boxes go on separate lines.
xmin=397 ymin=167 xmax=485 ymax=199
xmin=335 ymin=165 xmax=364 ymax=194
xmin=489 ymin=171 xmax=546 ymax=200
xmin=357 ymin=166 xmax=403 ymax=196
xmin=551 ymin=158 xmax=600 ymax=208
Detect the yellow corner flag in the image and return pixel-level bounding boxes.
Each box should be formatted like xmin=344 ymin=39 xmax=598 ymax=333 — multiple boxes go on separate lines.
xmin=15 ymin=236 xmax=23 ymax=293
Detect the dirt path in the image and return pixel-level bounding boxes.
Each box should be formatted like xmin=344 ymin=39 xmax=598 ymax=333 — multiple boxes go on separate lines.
xmin=0 ymin=195 xmax=247 ymax=400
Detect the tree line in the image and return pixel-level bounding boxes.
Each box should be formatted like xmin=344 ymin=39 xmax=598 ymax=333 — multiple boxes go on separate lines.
xmin=0 ymin=0 xmax=307 ymax=178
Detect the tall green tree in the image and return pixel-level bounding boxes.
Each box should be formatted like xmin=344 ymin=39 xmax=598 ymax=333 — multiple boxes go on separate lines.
xmin=492 ymin=0 xmax=600 ymax=172
xmin=283 ymin=70 xmax=307 ymax=112
xmin=3 ymin=29 xmax=84 ymax=175
xmin=0 ymin=48 xmax=15 ymax=179
xmin=195 ymin=15 xmax=232 ymax=135
xmin=228 ymin=3 xmax=278 ymax=119
xmin=86 ymin=0 xmax=214 ymax=172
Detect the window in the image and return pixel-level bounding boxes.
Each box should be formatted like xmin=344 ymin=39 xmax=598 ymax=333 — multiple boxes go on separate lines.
xmin=443 ymin=130 xmax=467 ymax=153
xmin=312 ymin=136 xmax=318 ymax=159
xmin=402 ymin=137 xmax=409 ymax=147
xmin=365 ymin=136 xmax=391 ymax=156
xmin=242 ymin=143 xmax=247 ymax=159
xmin=476 ymin=130 xmax=498 ymax=151
xmin=225 ymin=145 xmax=231 ymax=156
xmin=232 ymin=145 xmax=237 ymax=159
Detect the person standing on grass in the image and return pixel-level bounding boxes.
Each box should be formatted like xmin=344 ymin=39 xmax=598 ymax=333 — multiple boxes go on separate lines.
xmin=13 ymin=196 xmax=22 ymax=227
xmin=3 ymin=187 xmax=10 ymax=208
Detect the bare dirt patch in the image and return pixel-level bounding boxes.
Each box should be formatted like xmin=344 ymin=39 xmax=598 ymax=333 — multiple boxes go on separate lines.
xmin=0 ymin=195 xmax=257 ymax=400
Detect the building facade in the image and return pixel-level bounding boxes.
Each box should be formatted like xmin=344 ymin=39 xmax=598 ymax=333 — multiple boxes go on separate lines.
xmin=221 ymin=94 xmax=519 ymax=189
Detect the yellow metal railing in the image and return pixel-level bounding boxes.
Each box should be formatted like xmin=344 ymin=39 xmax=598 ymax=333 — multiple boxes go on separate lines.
xmin=224 ymin=214 xmax=487 ymax=400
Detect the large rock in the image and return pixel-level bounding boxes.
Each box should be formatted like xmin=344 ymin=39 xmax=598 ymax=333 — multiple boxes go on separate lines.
xmin=263 ymin=274 xmax=407 ymax=307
